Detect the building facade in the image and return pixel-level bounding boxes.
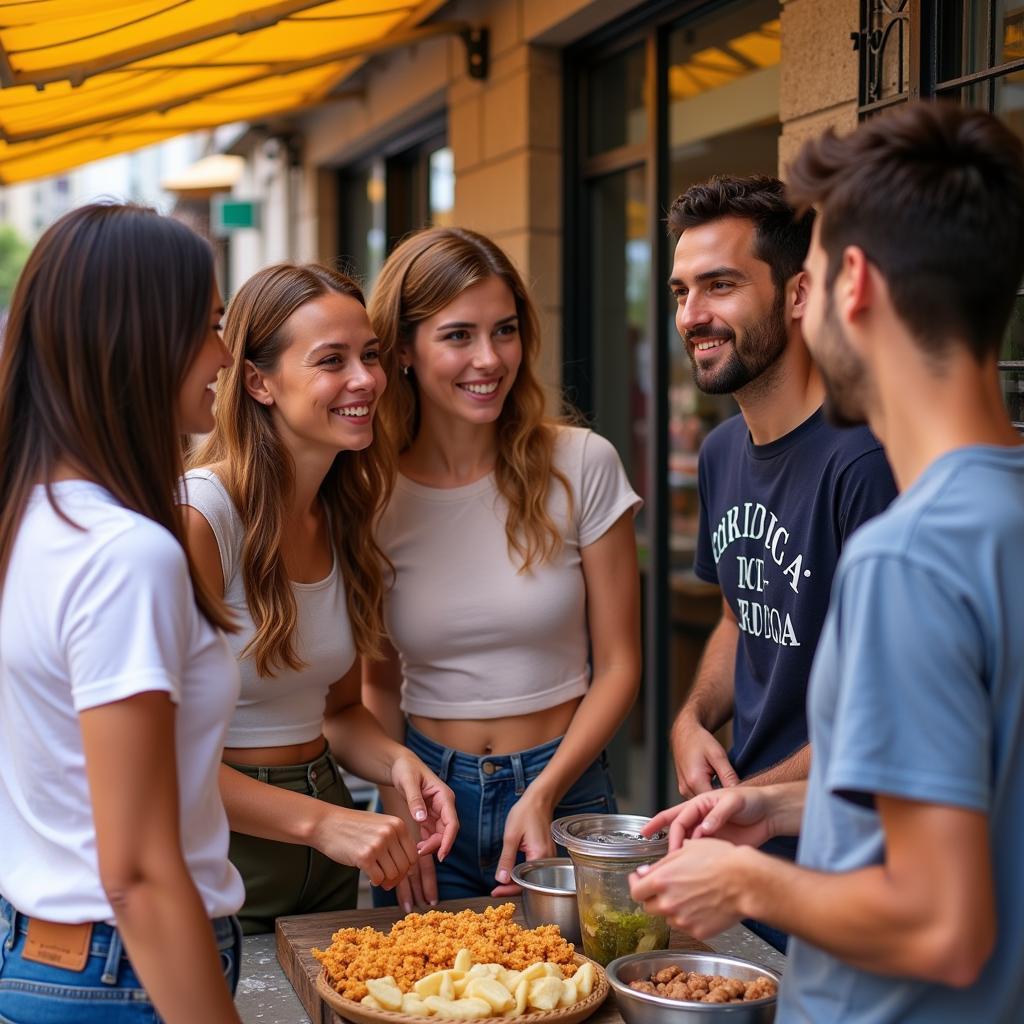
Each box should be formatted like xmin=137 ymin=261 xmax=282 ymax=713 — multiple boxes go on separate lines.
xmin=221 ymin=0 xmax=1018 ymax=811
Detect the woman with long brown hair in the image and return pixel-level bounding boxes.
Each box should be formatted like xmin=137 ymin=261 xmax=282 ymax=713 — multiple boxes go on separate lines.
xmin=182 ymin=263 xmax=457 ymax=934
xmin=364 ymin=227 xmax=642 ymax=910
xmin=0 ymin=203 xmax=244 ymax=1023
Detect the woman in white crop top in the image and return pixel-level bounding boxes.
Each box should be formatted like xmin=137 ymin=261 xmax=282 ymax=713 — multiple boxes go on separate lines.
xmin=364 ymin=227 xmax=642 ymax=908
xmin=0 ymin=204 xmax=244 ymax=1023
xmin=182 ymin=263 xmax=457 ymax=934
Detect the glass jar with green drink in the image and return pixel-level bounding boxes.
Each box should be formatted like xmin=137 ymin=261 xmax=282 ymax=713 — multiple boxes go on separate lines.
xmin=551 ymin=813 xmax=670 ymax=966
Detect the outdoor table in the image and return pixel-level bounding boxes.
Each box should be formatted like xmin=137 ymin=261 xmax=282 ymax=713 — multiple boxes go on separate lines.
xmin=236 ymin=897 xmax=785 ymax=1024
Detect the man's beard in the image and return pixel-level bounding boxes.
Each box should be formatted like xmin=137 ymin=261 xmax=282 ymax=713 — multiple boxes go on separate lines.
xmin=685 ymin=290 xmax=788 ymax=395
xmin=814 ymin=298 xmax=869 ymax=428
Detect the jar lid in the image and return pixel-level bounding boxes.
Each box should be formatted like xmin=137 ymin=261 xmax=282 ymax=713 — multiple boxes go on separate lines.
xmin=551 ymin=813 xmax=668 ymax=860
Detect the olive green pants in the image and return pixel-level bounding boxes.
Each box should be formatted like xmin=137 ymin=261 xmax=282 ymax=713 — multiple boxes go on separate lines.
xmin=226 ymin=746 xmax=360 ymax=935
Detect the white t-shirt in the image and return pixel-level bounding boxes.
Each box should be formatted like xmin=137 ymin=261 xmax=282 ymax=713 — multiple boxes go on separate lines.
xmin=180 ymin=469 xmax=356 ymax=748
xmin=0 ymin=482 xmax=245 ymax=923
xmin=378 ymin=426 xmax=641 ymax=719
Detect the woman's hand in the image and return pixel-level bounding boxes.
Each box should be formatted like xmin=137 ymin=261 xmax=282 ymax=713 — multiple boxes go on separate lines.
xmin=491 ymin=789 xmax=557 ymax=897
xmin=388 ymin=751 xmax=459 ymax=862
xmin=309 ymin=805 xmax=419 ymax=890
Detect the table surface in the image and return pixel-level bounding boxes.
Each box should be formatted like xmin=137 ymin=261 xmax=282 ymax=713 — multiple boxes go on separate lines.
xmin=237 ymin=900 xmax=786 ymax=1024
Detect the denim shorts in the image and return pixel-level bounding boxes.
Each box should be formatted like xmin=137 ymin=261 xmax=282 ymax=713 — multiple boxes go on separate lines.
xmin=375 ymin=722 xmax=618 ymax=904
xmin=0 ymin=896 xmax=241 ymax=1023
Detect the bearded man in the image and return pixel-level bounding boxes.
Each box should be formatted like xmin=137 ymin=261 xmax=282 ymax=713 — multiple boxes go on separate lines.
xmin=666 ymin=176 xmax=896 ymax=950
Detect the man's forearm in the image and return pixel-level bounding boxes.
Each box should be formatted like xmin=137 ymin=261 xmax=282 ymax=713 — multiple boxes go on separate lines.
xmin=737 ymin=847 xmax=985 ymax=984
xmin=742 ymin=743 xmax=812 ymax=787
xmin=675 ymin=615 xmax=738 ymax=733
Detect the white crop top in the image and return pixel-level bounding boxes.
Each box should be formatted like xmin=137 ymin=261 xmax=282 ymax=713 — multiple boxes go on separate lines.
xmin=180 ymin=469 xmax=356 ymax=747
xmin=377 ymin=427 xmax=641 ymax=720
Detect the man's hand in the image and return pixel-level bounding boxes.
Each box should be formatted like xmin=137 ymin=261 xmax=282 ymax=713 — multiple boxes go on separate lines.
xmin=671 ymin=711 xmax=739 ymax=797
xmin=629 ymin=840 xmax=753 ymax=940
xmin=643 ymin=787 xmax=775 ymax=851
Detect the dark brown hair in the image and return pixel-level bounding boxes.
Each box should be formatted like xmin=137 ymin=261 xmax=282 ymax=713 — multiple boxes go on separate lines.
xmin=0 ymin=202 xmax=232 ymax=630
xmin=667 ymin=174 xmax=814 ymax=292
xmin=787 ymin=101 xmax=1024 ymax=361
xmin=369 ymin=227 xmax=571 ymax=572
xmin=189 ymin=263 xmax=396 ymax=673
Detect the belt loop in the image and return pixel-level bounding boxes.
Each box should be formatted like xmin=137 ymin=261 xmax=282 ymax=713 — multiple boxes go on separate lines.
xmin=101 ymin=927 xmax=123 ymax=985
xmin=511 ymin=753 xmax=526 ymax=795
xmin=438 ymin=747 xmax=455 ymax=783
xmin=4 ymin=905 xmax=17 ymax=952
xmin=257 ymin=766 xmax=270 ymax=784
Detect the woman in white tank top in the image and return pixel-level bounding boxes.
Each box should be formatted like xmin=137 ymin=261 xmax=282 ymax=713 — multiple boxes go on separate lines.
xmin=365 ymin=228 xmax=642 ymax=909
xmin=181 ymin=264 xmax=457 ymax=933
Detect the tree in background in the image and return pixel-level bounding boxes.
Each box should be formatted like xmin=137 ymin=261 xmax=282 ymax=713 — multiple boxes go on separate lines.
xmin=0 ymin=224 xmax=30 ymax=310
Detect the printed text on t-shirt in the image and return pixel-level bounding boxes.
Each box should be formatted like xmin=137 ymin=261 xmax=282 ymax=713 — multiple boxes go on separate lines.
xmin=711 ymin=501 xmax=808 ymax=648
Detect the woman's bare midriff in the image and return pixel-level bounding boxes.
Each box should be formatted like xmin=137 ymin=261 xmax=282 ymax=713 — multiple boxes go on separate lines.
xmin=410 ymin=697 xmax=581 ymax=756
xmin=223 ymin=735 xmax=327 ymax=767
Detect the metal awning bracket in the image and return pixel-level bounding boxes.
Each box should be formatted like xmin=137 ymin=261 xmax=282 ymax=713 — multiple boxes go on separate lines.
xmin=459 ymin=27 xmax=488 ymax=80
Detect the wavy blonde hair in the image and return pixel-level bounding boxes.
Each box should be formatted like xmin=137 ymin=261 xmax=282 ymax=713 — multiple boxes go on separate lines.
xmin=190 ymin=263 xmax=396 ymax=675
xmin=368 ymin=227 xmax=570 ymax=572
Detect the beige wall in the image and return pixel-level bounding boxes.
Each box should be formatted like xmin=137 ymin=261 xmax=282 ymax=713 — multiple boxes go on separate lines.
xmin=778 ymin=0 xmax=859 ymax=174
xmin=284 ymin=0 xmax=861 ymax=388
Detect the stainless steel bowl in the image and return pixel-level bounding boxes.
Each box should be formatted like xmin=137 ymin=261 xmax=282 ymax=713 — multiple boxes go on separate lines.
xmin=606 ymin=951 xmax=780 ymax=1023
xmin=511 ymin=857 xmax=581 ymax=945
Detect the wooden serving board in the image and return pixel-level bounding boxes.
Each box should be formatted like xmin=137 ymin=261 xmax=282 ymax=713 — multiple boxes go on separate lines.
xmin=275 ymin=896 xmax=712 ymax=1024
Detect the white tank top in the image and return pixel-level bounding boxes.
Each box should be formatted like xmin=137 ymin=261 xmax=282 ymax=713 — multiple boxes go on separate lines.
xmin=180 ymin=469 xmax=356 ymax=747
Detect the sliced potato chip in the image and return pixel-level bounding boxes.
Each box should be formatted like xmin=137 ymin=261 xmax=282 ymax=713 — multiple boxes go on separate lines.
xmin=468 ymin=963 xmax=505 ymax=980
xmin=512 ymin=978 xmax=528 ymax=1017
xmin=454 ymin=949 xmax=474 ymax=974
xmin=402 ymin=994 xmax=431 ymax=1016
xmin=424 ymin=996 xmax=492 ymax=1020
xmin=542 ymin=963 xmax=564 ymax=978
xmin=573 ymin=962 xmax=595 ymax=998
xmin=527 ymin=977 xmax=563 ymax=1011
xmin=465 ymin=977 xmax=515 ymax=1014
xmin=366 ymin=977 xmax=403 ymax=1011
xmin=558 ymin=979 xmax=578 ymax=1008
xmin=415 ymin=971 xmax=447 ymax=998
xmin=361 ymin=995 xmax=383 ymax=1010
xmin=519 ymin=963 xmax=548 ymax=983
xmin=500 ymin=969 xmax=522 ymax=992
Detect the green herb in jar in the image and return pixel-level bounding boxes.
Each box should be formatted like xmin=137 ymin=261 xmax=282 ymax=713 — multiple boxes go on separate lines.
xmin=581 ymin=905 xmax=669 ymax=965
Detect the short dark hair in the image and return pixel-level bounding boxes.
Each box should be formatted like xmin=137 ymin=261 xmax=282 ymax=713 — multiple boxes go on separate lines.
xmin=786 ymin=101 xmax=1024 ymax=362
xmin=667 ymin=174 xmax=814 ymax=292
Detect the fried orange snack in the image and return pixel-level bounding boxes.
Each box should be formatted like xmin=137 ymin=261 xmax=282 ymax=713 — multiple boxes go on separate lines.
xmin=313 ymin=904 xmax=576 ymax=1001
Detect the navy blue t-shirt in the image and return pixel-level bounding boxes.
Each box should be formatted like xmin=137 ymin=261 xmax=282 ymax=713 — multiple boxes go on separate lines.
xmin=694 ymin=408 xmax=896 ymax=855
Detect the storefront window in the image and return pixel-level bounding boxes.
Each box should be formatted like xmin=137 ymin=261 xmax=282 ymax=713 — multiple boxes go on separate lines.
xmin=585 ymin=44 xmax=648 ymax=155
xmin=338 ymin=124 xmax=450 ymax=289
xmin=568 ymin=0 xmax=781 ymax=812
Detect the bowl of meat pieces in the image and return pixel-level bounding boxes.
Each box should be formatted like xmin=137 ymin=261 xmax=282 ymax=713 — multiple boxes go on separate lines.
xmin=605 ymin=952 xmax=780 ymax=1023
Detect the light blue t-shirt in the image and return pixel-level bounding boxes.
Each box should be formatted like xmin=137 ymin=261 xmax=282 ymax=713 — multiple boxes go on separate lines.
xmin=779 ymin=444 xmax=1024 ymax=1024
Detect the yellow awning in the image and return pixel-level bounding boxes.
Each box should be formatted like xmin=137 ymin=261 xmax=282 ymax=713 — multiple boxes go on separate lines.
xmin=0 ymin=0 xmax=456 ymax=183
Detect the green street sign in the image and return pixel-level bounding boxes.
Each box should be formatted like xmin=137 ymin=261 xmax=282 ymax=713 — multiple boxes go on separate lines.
xmin=212 ymin=197 xmax=261 ymax=234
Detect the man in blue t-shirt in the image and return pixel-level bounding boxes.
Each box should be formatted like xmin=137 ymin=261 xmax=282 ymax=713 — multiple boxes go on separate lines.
xmin=667 ymin=176 xmax=896 ymax=949
xmin=633 ymin=102 xmax=1024 ymax=1022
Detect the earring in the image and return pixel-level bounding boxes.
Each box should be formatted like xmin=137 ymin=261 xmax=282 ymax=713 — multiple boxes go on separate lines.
xmin=402 ymin=365 xmax=410 ymax=377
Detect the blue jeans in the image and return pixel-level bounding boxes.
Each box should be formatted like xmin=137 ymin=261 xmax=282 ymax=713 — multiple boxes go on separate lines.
xmin=0 ymin=897 xmax=241 ymax=1023
xmin=375 ymin=722 xmax=618 ymax=904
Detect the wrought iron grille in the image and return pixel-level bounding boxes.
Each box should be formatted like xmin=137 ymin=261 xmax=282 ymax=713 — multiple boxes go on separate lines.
xmin=855 ymin=0 xmax=914 ymax=116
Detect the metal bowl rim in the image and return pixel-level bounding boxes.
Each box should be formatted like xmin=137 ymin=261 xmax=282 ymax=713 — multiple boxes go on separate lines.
xmin=511 ymin=857 xmax=577 ymax=895
xmin=606 ymin=951 xmax=781 ymax=1011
